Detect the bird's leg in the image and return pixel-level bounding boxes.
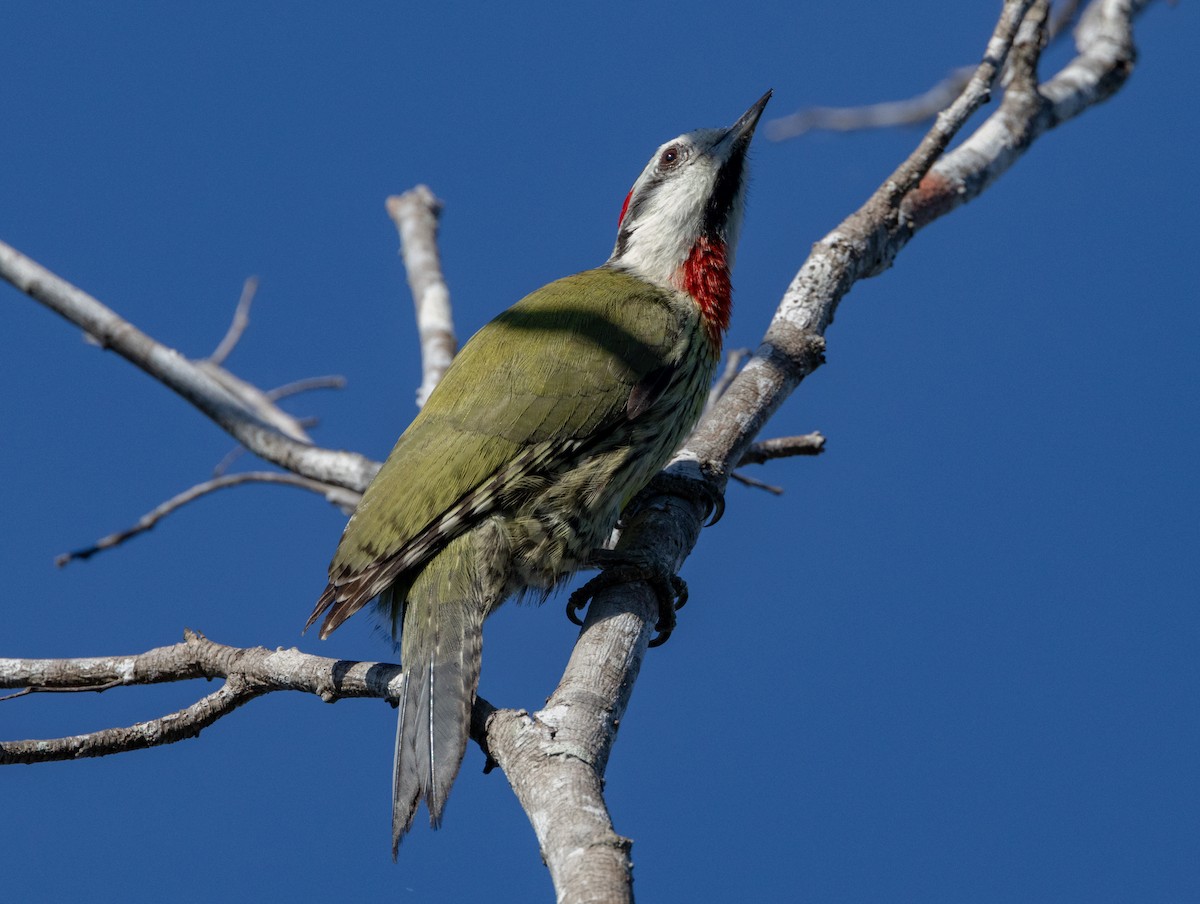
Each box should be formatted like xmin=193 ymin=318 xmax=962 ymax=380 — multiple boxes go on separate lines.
xmin=566 ymin=549 xmax=689 ymax=647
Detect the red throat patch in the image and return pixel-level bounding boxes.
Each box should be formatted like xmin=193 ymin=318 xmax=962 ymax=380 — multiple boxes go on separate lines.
xmin=682 ymin=236 xmax=731 ymax=354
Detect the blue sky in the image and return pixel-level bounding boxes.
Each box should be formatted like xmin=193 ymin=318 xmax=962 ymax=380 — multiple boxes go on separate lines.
xmin=3 ymin=3 xmax=1197 ymax=901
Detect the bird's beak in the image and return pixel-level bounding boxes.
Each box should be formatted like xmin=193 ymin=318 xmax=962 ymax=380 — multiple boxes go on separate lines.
xmin=724 ymin=89 xmax=772 ymax=150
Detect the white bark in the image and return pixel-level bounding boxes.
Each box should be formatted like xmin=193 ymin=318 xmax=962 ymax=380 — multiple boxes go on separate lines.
xmin=0 ymin=240 xmax=380 ymax=492
xmin=386 ymin=186 xmax=457 ymax=409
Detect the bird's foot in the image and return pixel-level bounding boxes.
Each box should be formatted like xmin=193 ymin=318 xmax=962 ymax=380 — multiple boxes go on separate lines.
xmin=566 ymin=553 xmax=688 ymax=647
xmin=635 ymin=470 xmax=726 ymax=527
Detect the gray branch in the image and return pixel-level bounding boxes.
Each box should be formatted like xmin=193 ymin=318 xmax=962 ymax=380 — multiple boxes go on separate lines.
xmin=0 ymin=630 xmax=403 ymax=762
xmin=0 ymin=240 xmax=380 ymax=492
xmin=266 ymin=374 xmax=347 ymax=401
xmin=386 ymin=185 xmax=457 ymax=409
xmin=562 ymin=3 xmax=1145 ymax=891
xmin=766 ymin=66 xmax=978 ymax=141
xmin=740 ymin=433 xmax=827 ymax=465
xmin=765 ymin=0 xmax=1084 ymax=140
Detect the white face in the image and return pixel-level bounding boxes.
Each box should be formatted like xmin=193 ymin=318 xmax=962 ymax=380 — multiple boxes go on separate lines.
xmin=609 ymin=126 xmax=748 ymax=293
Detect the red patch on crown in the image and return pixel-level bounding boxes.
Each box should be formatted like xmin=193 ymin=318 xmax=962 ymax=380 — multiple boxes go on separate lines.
xmin=682 ymin=235 xmax=731 ymax=354
xmin=617 ymin=189 xmax=633 ymax=228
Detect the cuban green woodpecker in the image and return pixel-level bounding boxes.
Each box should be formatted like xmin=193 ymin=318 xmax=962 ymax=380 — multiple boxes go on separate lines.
xmin=307 ymin=91 xmax=770 ymax=853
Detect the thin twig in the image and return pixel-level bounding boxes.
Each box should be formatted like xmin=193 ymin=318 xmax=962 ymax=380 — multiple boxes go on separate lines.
xmin=56 ymin=472 xmax=362 ymax=567
xmin=730 ymin=472 xmax=784 ymax=495
xmin=766 ymin=0 xmax=1082 ymax=141
xmin=0 ymin=679 xmax=125 ymax=701
xmin=208 ymin=276 xmax=258 ymax=365
xmin=266 ymin=374 xmax=347 ymax=401
xmin=766 ymin=67 xmax=976 ymax=141
xmin=212 ymin=445 xmax=245 ymax=477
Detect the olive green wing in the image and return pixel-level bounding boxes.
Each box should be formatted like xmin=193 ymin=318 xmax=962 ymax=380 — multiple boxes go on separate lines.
xmin=307 ymin=267 xmax=684 ymax=637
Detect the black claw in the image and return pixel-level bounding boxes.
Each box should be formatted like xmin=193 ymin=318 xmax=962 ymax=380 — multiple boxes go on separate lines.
xmin=704 ymin=491 xmax=726 ymax=527
xmin=565 ymin=565 xmax=689 ymax=647
xmin=647 ymin=573 xmax=688 ymax=647
xmin=670 ymin=574 xmax=689 ymax=611
xmin=566 ymin=570 xmax=621 ymax=628
xmin=565 ymin=583 xmax=591 ymax=627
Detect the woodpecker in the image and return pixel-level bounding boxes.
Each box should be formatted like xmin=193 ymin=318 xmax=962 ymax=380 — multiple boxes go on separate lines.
xmin=307 ymin=91 xmax=770 ymax=854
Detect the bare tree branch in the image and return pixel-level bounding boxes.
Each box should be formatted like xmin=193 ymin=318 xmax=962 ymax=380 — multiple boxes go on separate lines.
xmin=766 ymin=0 xmax=1084 ymax=140
xmin=266 ymin=374 xmax=347 ymax=401
xmin=480 ymin=583 xmax=655 ymax=901
xmin=207 ymin=376 xmax=346 ymax=477
xmin=632 ymin=0 xmax=1039 ymax=543
xmin=730 ymin=471 xmax=785 ymax=495
xmin=557 ymin=20 xmax=1151 ymax=896
xmin=502 ymin=12 xmax=1106 ymax=884
xmin=723 ymin=433 xmax=828 ymax=496
xmin=208 ymin=276 xmax=258 ymax=365
xmin=903 ymin=0 xmax=1145 ymax=233
xmin=0 ymin=240 xmax=380 ymax=491
xmin=1 ymin=611 xmax=642 ymax=899
xmin=386 ymin=185 xmax=457 ymax=408
xmin=766 ymin=66 xmax=978 ymax=141
xmin=739 ymin=433 xmax=827 ymax=465
xmin=0 ymin=630 xmax=403 ymax=763
xmin=55 ymin=472 xmax=362 ymax=567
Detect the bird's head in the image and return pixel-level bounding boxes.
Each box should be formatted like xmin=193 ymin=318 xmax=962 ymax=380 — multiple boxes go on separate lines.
xmin=608 ymin=90 xmax=771 ymax=348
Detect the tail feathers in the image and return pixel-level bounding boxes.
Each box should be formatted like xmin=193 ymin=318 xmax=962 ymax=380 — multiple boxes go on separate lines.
xmin=304 ymin=582 xmax=351 ymax=637
xmin=392 ymin=598 xmax=484 ymax=857
xmin=306 ymin=568 xmax=411 ymax=639
xmin=305 ymin=577 xmax=372 ymax=638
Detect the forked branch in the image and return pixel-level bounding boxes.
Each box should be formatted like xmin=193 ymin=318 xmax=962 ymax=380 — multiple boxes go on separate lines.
xmin=0 ymin=240 xmax=379 ymax=491
xmin=765 ymin=0 xmax=1083 ymax=140
xmin=0 ymin=630 xmax=403 ymax=763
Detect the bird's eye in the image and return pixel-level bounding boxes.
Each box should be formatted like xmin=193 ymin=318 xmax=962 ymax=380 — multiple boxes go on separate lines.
xmin=658 ymin=145 xmax=683 ymax=169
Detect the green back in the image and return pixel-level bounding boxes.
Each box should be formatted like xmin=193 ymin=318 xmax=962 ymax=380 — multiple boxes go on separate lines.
xmin=329 ymin=266 xmax=685 ymax=583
